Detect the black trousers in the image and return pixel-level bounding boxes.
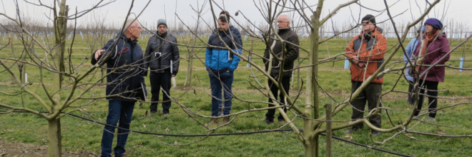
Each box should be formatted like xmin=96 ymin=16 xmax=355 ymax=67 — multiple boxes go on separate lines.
xmin=407 ymin=81 xmax=415 ymax=104
xmin=150 ymin=71 xmax=172 ymax=114
xmin=413 ymin=80 xmax=439 ymax=118
xmin=351 ymin=81 xmax=382 ymax=129
xmin=265 ymin=76 xmax=291 ymax=120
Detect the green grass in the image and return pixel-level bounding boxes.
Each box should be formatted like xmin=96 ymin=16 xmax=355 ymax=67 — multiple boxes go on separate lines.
xmin=1 ymin=35 xmax=472 ymax=156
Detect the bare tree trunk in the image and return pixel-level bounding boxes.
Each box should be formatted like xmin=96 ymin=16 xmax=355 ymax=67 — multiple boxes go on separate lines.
xmin=50 ymin=0 xmax=68 ymax=156
xmin=303 ymin=0 xmax=324 ymax=156
xmin=47 ymin=118 xmax=62 ymax=157
xmin=325 ymin=104 xmax=332 ymax=157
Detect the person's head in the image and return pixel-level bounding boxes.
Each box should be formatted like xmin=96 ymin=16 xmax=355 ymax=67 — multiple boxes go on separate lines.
xmin=218 ymin=16 xmax=229 ymax=32
xmin=125 ymin=19 xmax=142 ymax=40
xmin=157 ymin=19 xmax=168 ymax=35
xmin=219 ymin=10 xmax=231 ymax=23
xmin=277 ymin=14 xmax=290 ymax=29
xmin=416 ymin=26 xmax=426 ymax=37
xmin=361 ymin=14 xmax=376 ymax=33
xmin=424 ymin=18 xmax=443 ymax=34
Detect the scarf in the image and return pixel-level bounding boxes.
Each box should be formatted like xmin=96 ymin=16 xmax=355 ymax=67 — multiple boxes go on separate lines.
xmin=416 ymin=29 xmax=440 ymax=71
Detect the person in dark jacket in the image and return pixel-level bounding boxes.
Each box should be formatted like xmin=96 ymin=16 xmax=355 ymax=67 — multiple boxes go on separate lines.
xmin=91 ymin=19 xmax=146 ymax=157
xmin=262 ymin=14 xmax=299 ymax=124
xmin=205 ymin=16 xmax=242 ymax=125
xmin=144 ymin=19 xmax=180 ymax=115
xmin=412 ymin=18 xmax=450 ymax=121
xmin=345 ymin=15 xmax=387 ymax=135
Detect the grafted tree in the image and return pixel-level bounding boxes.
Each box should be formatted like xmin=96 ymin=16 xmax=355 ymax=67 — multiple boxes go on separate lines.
xmin=0 ymin=0 xmax=151 ymax=156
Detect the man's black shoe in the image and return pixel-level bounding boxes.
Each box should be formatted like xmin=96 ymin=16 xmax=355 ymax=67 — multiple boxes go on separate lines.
xmin=263 ymin=119 xmax=274 ymax=124
xmin=371 ymin=130 xmax=381 ymax=136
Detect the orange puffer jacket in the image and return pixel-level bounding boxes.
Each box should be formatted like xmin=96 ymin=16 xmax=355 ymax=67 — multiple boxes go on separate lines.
xmin=345 ymin=28 xmax=387 ymax=84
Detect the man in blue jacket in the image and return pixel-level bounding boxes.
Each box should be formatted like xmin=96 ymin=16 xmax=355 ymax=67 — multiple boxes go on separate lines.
xmin=91 ymin=19 xmax=146 ymax=157
xmin=206 ymin=16 xmax=242 ymax=124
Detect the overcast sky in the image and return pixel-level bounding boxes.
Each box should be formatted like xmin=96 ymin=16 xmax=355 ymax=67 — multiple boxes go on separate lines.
xmin=1 ymin=0 xmax=470 ymax=32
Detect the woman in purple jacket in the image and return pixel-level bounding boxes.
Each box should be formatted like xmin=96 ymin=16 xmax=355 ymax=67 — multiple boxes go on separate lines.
xmin=412 ymin=18 xmax=450 ymax=121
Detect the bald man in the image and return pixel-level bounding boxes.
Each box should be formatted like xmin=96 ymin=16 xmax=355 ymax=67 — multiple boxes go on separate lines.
xmin=263 ymin=14 xmax=299 ymax=124
xmin=91 ymin=19 xmax=146 ymax=157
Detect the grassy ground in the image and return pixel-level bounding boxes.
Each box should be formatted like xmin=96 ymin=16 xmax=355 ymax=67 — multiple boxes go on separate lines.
xmin=1 ymin=34 xmax=472 ymax=156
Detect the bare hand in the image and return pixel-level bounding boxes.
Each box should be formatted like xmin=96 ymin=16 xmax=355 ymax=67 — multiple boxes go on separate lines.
xmin=94 ymin=50 xmax=105 ymax=60
xmin=352 ymin=56 xmax=359 ymax=64
xmin=171 ymin=74 xmax=175 ymax=77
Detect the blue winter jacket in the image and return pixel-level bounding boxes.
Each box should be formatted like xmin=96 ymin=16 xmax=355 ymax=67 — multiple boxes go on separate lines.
xmin=91 ymin=34 xmax=147 ymax=102
xmin=404 ymin=38 xmax=420 ymax=82
xmin=205 ymin=28 xmax=242 ymax=72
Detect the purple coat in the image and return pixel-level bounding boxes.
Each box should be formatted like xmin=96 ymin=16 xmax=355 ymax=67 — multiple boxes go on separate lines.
xmin=413 ymin=33 xmax=450 ymax=82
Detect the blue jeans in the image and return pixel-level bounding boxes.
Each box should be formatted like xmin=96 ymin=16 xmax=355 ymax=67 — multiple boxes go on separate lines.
xmin=209 ymin=70 xmax=234 ymax=117
xmin=101 ymin=100 xmax=135 ymax=157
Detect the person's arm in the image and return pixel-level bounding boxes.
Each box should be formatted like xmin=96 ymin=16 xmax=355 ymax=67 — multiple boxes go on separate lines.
xmin=431 ymin=38 xmax=451 ymax=65
xmin=171 ymin=37 xmax=180 ymax=76
xmin=143 ymin=37 xmax=153 ymax=76
xmin=229 ymin=48 xmax=241 ymax=71
xmin=404 ymin=39 xmax=416 ymax=64
xmin=232 ymin=27 xmax=243 ymax=48
xmin=91 ymin=39 xmax=114 ymax=65
xmin=284 ymin=34 xmax=299 ymax=62
xmin=345 ymin=36 xmax=359 ymax=64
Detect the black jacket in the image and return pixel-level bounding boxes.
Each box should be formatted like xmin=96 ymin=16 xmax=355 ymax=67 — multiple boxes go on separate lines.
xmin=91 ymin=34 xmax=147 ymax=102
xmin=263 ymin=28 xmax=299 ymax=77
xmin=144 ymin=32 xmax=180 ymax=75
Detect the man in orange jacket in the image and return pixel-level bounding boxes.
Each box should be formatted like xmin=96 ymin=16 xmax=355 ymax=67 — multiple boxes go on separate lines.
xmin=345 ymin=14 xmax=387 ymax=135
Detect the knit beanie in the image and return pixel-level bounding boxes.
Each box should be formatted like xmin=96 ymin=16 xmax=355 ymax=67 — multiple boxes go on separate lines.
xmin=362 ymin=14 xmax=376 ymax=26
xmin=157 ymin=19 xmax=167 ymax=28
xmin=424 ymin=18 xmax=443 ymax=29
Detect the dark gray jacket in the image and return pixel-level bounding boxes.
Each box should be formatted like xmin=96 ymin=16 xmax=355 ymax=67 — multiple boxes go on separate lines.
xmin=91 ymin=34 xmax=147 ymax=102
xmin=263 ymin=28 xmax=299 ymax=77
xmin=144 ymin=32 xmax=179 ymax=75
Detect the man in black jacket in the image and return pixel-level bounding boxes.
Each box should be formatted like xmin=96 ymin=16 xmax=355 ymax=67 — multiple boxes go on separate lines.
xmin=263 ymin=14 xmax=299 ymax=124
xmin=92 ymin=19 xmax=146 ymax=157
xmin=144 ymin=19 xmax=180 ymax=115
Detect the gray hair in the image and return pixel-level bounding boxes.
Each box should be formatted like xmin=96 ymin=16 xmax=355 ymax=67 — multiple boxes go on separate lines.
xmin=125 ymin=19 xmax=138 ymax=30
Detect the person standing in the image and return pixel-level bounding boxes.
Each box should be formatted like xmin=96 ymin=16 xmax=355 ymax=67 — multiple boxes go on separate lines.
xmin=205 ymin=16 xmax=242 ymax=124
xmin=405 ymin=27 xmax=425 ymax=104
xmin=412 ymin=18 xmax=450 ymax=121
xmin=91 ymin=19 xmax=146 ymax=157
xmin=345 ymin=15 xmax=387 ymax=135
xmin=216 ymin=10 xmax=242 ymax=116
xmin=144 ymin=19 xmax=180 ymax=116
xmin=262 ymin=14 xmax=299 ymax=124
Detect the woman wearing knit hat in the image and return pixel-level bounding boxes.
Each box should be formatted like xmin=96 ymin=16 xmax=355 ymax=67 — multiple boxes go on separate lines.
xmin=411 ymin=18 xmax=450 ymax=121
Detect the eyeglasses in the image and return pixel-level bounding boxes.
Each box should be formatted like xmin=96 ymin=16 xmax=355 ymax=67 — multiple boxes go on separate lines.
xmin=362 ymin=22 xmax=371 ymax=26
